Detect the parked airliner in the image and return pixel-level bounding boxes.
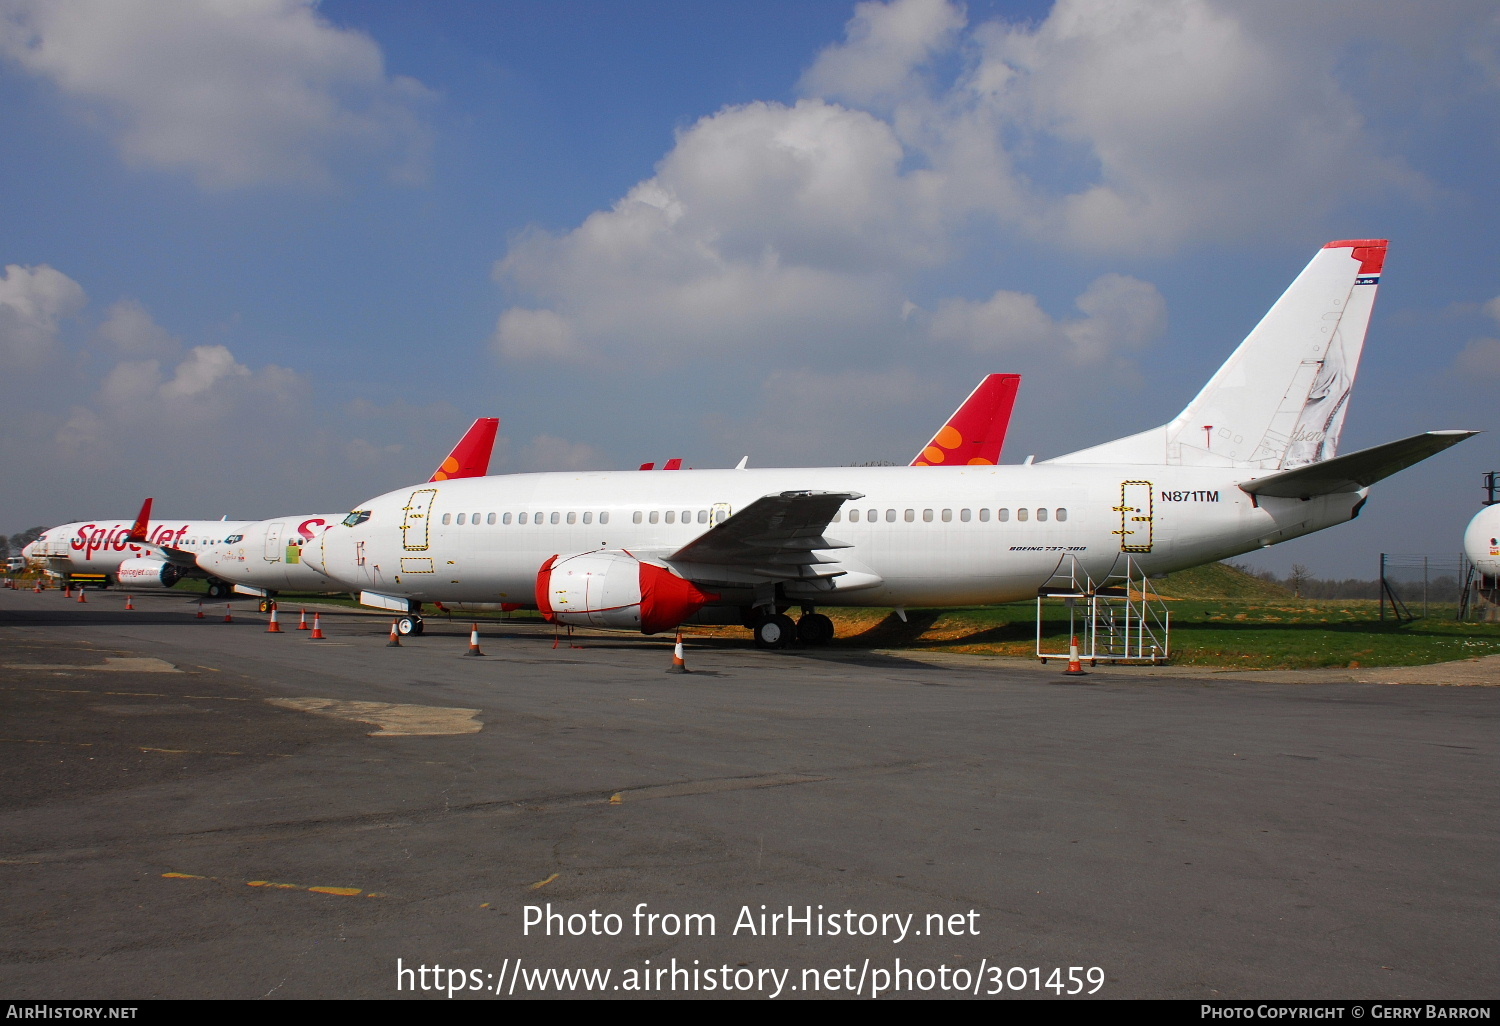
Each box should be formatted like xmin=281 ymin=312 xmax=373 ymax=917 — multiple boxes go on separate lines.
xmin=301 ymin=241 xmax=1475 ymax=647
xmin=27 ymin=418 xmax=499 ymax=598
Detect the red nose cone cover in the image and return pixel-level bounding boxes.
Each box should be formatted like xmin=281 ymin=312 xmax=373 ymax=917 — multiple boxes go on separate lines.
xmin=638 ymin=561 xmax=717 ymax=635
xmin=535 ymin=554 xmax=559 ymax=622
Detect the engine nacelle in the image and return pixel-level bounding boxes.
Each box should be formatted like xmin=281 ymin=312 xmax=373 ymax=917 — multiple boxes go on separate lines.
xmin=536 ymin=550 xmax=716 ymax=634
xmin=115 ymin=558 xmax=183 ymax=589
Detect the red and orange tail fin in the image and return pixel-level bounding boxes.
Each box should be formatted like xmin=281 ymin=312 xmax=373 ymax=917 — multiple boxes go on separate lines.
xmin=126 ymin=498 xmax=153 ymax=543
xmin=638 ymin=462 xmax=656 ymax=471
xmin=663 ymin=458 xmax=683 ymax=470
xmin=911 ymin=374 xmax=1021 ymax=467
xmin=429 ymin=418 xmax=499 ymax=482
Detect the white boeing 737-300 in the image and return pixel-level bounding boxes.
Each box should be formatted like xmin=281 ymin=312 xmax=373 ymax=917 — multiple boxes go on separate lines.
xmin=301 ymin=241 xmax=1476 ymax=646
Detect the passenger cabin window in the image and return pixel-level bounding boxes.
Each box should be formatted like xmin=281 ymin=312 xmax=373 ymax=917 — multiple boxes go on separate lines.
xmin=832 ymin=512 xmax=842 ymax=522
xmin=456 ymin=514 xmax=465 ymax=525
xmin=665 ymin=511 xmax=675 ymax=524
xmin=1056 ymin=508 xmax=1068 ymax=522
xmin=534 ymin=511 xmax=542 ymax=523
xmin=503 ymin=513 xmax=512 ymax=525
xmin=518 ymin=513 xmax=528 ymax=524
xmin=633 ymin=512 xmax=643 ymax=524
xmin=922 ymin=509 xmax=933 ymax=522
xmin=849 ymin=509 xmax=860 ymax=523
xmin=1037 ymin=508 xmax=1048 ymax=522
xmin=550 ymin=512 xmax=560 ymax=525
xmin=960 ymin=509 xmax=971 ymax=522
xmin=697 ymin=510 xmax=708 ymax=524
xmin=442 ymin=513 xmax=452 ymax=525
xmin=998 ymin=508 xmax=1009 ymax=522
xmin=567 ymin=512 xmax=576 ymax=525
xmin=681 ymin=510 xmax=691 ymax=522
xmin=1018 ymin=508 xmax=1029 ymax=521
xmin=472 ymin=512 xmax=480 ymax=524
xmin=582 ymin=512 xmax=592 ymax=525
xmin=487 ymin=513 xmax=496 ymax=525
xmin=649 ymin=511 xmax=659 ymax=524
xmin=885 ymin=509 xmax=895 ymax=522
xmin=600 ymin=512 xmax=610 ymax=525
xmin=942 ymin=509 xmax=953 ymax=522
xmin=904 ymin=509 xmax=915 ymax=522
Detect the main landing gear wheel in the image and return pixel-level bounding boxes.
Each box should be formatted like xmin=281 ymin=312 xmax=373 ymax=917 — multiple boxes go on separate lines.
xmin=753 ymin=613 xmax=797 ymax=649
xmin=205 ymin=581 xmax=231 ymax=600
xmin=397 ymin=615 xmax=424 ymax=637
xmin=257 ymin=597 xmax=277 ymax=614
xmin=796 ymin=613 xmax=835 ymax=645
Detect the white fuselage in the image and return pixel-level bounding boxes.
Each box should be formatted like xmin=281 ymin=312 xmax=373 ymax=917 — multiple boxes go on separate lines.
xmin=306 ymin=464 xmax=1364 ymax=610
xmin=30 ymin=519 xmax=258 ymax=579
xmin=193 ymin=514 xmax=342 ymax=592
xmin=1464 ymin=504 xmax=1500 ymax=580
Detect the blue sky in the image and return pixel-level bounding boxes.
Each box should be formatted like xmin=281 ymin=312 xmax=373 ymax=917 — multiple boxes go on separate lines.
xmin=1 ymin=0 xmax=1496 ymax=578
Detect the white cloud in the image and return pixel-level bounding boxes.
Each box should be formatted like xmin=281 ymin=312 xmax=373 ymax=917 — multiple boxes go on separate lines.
xmin=1485 ymin=295 xmax=1500 ymax=325
xmin=516 ymin=434 xmax=609 ymax=473
xmin=492 ymin=0 xmax=1417 ymax=374
xmin=0 ymin=0 xmax=433 ymax=189
xmin=0 ymin=263 xmax=86 ymax=366
xmin=800 ymin=0 xmax=965 ymax=107
xmin=96 ymin=298 xmax=181 ymax=359
xmin=1454 ymin=337 xmax=1500 ymax=379
xmin=929 ymin=273 xmax=1166 ymax=365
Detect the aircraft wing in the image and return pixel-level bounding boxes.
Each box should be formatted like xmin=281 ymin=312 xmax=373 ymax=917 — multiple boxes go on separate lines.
xmin=667 ymin=490 xmax=861 ymax=579
xmin=1240 ymin=430 xmax=1478 ymax=499
xmin=156 ymin=545 xmax=202 ymax=568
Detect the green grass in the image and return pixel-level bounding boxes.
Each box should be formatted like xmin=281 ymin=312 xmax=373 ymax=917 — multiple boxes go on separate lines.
xmin=811 ymin=598 xmax=1500 ymax=670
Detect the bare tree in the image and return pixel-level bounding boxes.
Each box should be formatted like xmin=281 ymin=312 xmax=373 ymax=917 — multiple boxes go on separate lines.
xmin=1289 ymin=563 xmax=1311 ymax=599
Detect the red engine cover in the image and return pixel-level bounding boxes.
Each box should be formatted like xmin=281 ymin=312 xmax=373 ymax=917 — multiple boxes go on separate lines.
xmin=536 ymin=550 xmax=716 ymax=634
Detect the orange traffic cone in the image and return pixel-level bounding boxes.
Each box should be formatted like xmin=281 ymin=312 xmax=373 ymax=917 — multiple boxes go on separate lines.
xmin=1063 ymin=635 xmax=1087 ymax=676
xmin=666 ymin=630 xmax=689 ymax=674
xmin=64 ymin=584 xmax=71 ymax=598
xmin=77 ymin=588 xmax=87 ymax=603
xmin=296 ymin=608 xmax=309 ymax=631
xmin=310 ymin=613 xmax=324 ymax=639
xmin=464 ymin=623 xmax=483 ymax=656
xmin=196 ymin=601 xmax=205 ymax=619
xmin=33 ymin=581 xmax=42 ymax=593
xmin=223 ymin=604 xmax=233 ymax=623
xmin=124 ymin=595 xmax=134 ymax=610
xmin=386 ymin=621 xmax=402 ymax=647
xmin=266 ymin=606 xmax=282 ymax=633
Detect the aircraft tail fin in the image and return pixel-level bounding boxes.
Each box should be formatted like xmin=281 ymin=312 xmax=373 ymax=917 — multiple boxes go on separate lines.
xmin=1047 ymin=241 xmax=1385 ymax=468
xmin=912 ymin=373 xmax=1021 ymax=466
xmin=429 ymin=418 xmax=499 ymax=482
xmin=126 ymin=498 xmax=153 ymax=543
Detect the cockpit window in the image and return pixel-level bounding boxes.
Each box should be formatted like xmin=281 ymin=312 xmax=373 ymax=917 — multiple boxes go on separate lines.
xmin=223 ymin=534 xmax=243 ymax=544
xmin=342 ymin=510 xmax=372 ymax=527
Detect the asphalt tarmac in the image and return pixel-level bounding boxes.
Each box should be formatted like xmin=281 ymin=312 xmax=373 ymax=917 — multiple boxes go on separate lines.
xmin=0 ymin=588 xmax=1494 ymax=1000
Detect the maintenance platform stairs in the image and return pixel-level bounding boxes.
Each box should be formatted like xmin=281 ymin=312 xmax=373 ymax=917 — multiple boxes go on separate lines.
xmin=1036 ymin=555 xmax=1171 ymax=666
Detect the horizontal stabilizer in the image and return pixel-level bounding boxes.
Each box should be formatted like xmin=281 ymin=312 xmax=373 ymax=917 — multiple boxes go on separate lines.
xmin=1240 ymin=430 xmax=1477 ymax=499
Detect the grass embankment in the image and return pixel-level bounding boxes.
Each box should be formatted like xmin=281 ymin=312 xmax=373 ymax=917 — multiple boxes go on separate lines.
xmin=812 ymin=563 xmax=1500 ymax=670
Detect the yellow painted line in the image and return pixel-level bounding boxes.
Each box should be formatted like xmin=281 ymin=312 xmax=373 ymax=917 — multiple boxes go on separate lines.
xmin=529 ymin=873 xmax=559 ymax=890
xmin=0 ymin=737 xmax=94 ymax=747
xmin=164 ymin=872 xmax=380 ymax=897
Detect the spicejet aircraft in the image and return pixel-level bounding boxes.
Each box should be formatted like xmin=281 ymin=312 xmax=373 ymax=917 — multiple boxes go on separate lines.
xmin=190 ymin=418 xmax=499 ymax=599
xmin=911 ymin=373 xmax=1020 ymax=467
xmin=302 ymin=241 xmax=1475 ymax=646
xmin=29 ymin=418 xmax=499 ymax=598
